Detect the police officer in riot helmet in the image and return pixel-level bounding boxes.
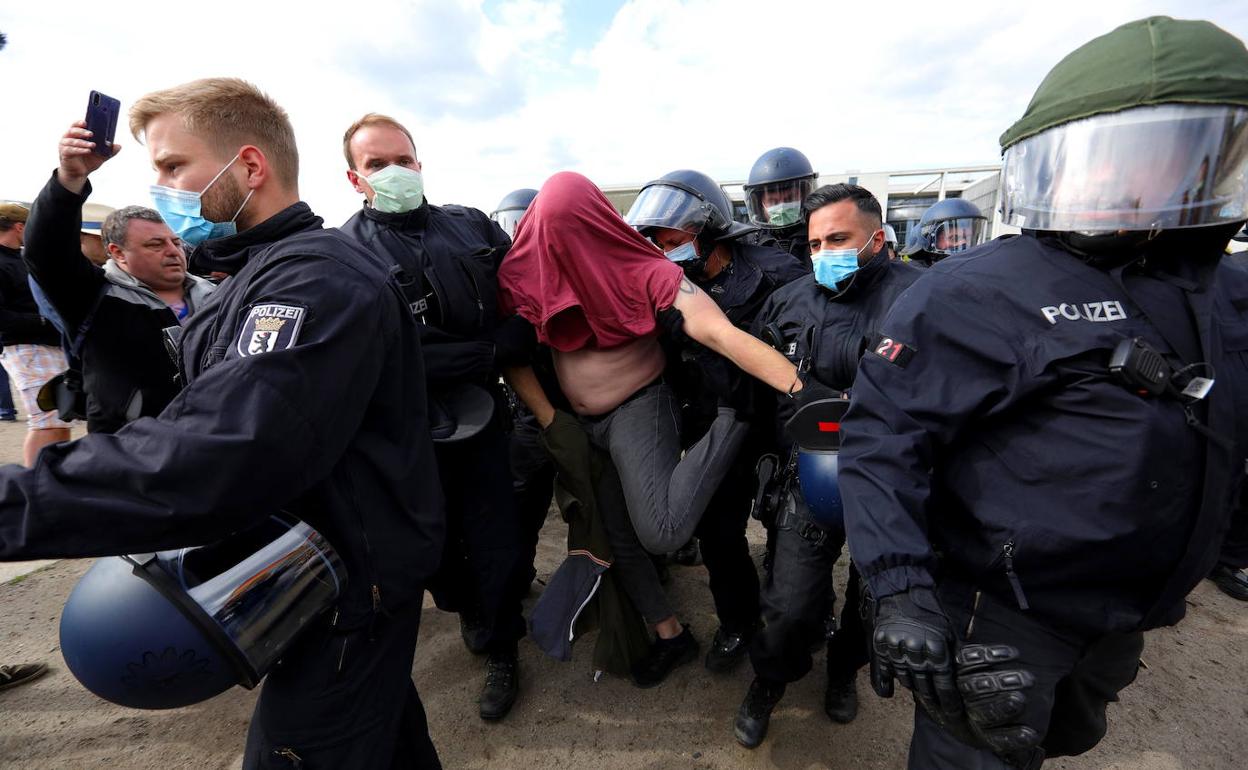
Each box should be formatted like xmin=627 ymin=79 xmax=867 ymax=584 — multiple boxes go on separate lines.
xmin=627 ymin=169 xmax=808 ymax=674
xmin=840 ymin=17 xmax=1248 ymax=769
xmin=743 ymin=147 xmax=819 ymax=266
xmin=491 ymin=188 xmax=538 ymax=240
xmin=901 ymin=197 xmax=988 ymax=266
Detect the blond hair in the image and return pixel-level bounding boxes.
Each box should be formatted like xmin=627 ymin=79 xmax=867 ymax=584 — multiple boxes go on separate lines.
xmin=342 ymin=113 xmax=417 ymax=170
xmin=129 ymin=78 xmax=299 ymax=189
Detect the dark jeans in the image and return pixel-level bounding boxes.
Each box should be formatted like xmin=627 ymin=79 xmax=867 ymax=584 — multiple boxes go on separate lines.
xmin=750 ymin=490 xmax=868 ymax=684
xmin=428 ymin=421 xmax=527 ymax=654
xmin=510 ymin=412 xmax=556 ymax=589
xmin=908 ymin=582 xmax=1145 ymax=770
xmin=580 ymin=381 xmax=748 ymax=555
xmin=243 ymin=604 xmax=440 ymax=769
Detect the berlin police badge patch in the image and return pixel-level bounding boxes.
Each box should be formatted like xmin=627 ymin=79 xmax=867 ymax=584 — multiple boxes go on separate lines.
xmin=237 ymin=304 xmax=306 ymax=357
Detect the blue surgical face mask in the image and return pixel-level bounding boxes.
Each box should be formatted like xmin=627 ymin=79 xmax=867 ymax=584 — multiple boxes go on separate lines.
xmin=664 ymin=240 xmax=699 ymax=264
xmin=811 ymin=230 xmax=879 ymax=289
xmin=149 ymin=154 xmax=253 ymax=246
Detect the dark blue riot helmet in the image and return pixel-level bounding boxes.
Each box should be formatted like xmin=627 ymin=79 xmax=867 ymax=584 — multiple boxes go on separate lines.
xmin=626 ymin=169 xmax=755 ymax=271
xmin=903 ymin=198 xmax=988 ymax=265
xmin=744 ymin=148 xmax=818 ymax=231
xmin=490 ymin=188 xmax=538 ymax=239
xmin=59 ymin=515 xmax=344 ymax=709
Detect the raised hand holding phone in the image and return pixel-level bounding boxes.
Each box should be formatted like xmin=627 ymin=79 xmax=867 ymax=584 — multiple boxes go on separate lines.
xmin=58 ymin=91 xmax=123 ymax=195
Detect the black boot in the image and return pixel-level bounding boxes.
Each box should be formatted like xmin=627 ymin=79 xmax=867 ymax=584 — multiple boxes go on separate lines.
xmin=671 ymin=537 xmax=702 ymax=566
xmin=631 ymin=625 xmax=698 ymax=688
xmin=1209 ymin=564 xmax=1248 ymax=601
xmin=734 ymin=676 xmax=786 ymax=748
xmin=704 ymin=624 xmax=756 ymax=673
xmin=479 ymin=652 xmax=519 ymax=721
xmin=824 ymin=669 xmax=859 ymax=724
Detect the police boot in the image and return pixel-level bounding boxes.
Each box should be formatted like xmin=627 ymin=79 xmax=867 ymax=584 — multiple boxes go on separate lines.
xmin=823 ymin=668 xmax=858 ymax=724
xmin=460 ymin=610 xmax=489 ymax=655
xmin=733 ymin=676 xmax=786 ymax=748
xmin=1208 ymin=564 xmax=1248 ymax=601
xmin=705 ymin=624 xmax=757 ymax=674
xmin=479 ymin=651 xmax=519 ymax=721
xmin=671 ymin=537 xmax=702 ymax=566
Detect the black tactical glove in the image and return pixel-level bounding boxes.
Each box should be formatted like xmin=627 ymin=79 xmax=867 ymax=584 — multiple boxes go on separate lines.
xmin=491 ymin=314 xmax=537 ymax=368
xmin=871 ymin=587 xmax=964 ymax=727
xmin=656 ymin=306 xmax=693 ymax=347
xmin=792 ymin=375 xmax=839 ymax=411
xmin=955 ymin=644 xmax=1040 ymax=755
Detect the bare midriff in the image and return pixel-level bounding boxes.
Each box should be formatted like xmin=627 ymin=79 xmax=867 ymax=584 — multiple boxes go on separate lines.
xmin=553 ymin=336 xmax=666 ymax=416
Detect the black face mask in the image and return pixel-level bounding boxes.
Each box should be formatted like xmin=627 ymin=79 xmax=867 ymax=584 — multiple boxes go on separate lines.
xmin=1051 ymin=220 xmax=1245 ymax=269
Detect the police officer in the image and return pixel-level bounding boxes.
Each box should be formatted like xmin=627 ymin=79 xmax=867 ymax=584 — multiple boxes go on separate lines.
xmin=840 ymin=17 xmax=1248 ymax=768
xmin=900 ymin=197 xmax=988 ymax=267
xmin=0 ymin=78 xmax=445 ymax=768
xmin=490 ymin=188 xmax=538 ymax=240
xmin=627 ymin=169 xmax=808 ymax=673
xmin=743 ymin=147 xmax=819 ymax=266
xmin=732 ymin=184 xmax=921 ymax=748
xmin=340 ymin=114 xmax=531 ymax=721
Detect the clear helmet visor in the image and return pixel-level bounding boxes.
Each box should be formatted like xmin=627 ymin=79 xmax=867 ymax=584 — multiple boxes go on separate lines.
xmin=1001 ymin=104 xmax=1248 ymax=233
xmin=924 ymin=217 xmax=988 ymax=255
xmin=625 ymin=184 xmax=713 ymax=233
xmin=746 ymin=177 xmax=817 ymax=228
xmin=491 ymin=208 xmax=526 ymax=239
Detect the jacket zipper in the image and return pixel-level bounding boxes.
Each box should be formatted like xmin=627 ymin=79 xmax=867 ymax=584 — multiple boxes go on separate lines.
xmin=1002 ymin=539 xmax=1030 ymax=610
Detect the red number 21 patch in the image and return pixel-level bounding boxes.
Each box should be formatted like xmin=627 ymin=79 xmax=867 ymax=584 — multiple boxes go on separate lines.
xmin=870 ymin=334 xmax=916 ymax=368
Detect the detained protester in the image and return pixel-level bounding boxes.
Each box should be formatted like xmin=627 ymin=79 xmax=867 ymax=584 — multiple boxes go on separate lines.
xmin=840 ymin=17 xmax=1248 ymax=769
xmin=23 ymin=121 xmax=214 ymax=434
xmin=0 ymin=78 xmax=445 ymax=768
xmin=900 ymin=197 xmax=988 ymax=267
xmin=733 ymin=184 xmax=921 ymax=748
xmin=500 ymin=171 xmax=807 ymax=686
xmin=743 ymin=147 xmax=819 ymax=266
xmin=0 ymin=202 xmax=72 ymax=465
xmin=627 ymin=169 xmax=808 ymax=673
xmin=340 ymin=114 xmax=530 ymax=721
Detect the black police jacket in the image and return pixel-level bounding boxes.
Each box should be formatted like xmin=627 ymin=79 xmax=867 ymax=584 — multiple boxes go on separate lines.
xmin=746 ymin=224 xmax=812 ymax=268
xmin=840 ymin=233 xmax=1248 ymax=636
xmin=24 ymin=172 xmax=215 ymax=434
xmin=341 ymin=201 xmax=512 ymax=387
xmin=0 ymin=245 xmax=60 ymax=348
xmin=0 ymin=203 xmax=445 ymax=625
xmin=752 ymin=249 xmax=921 ymax=440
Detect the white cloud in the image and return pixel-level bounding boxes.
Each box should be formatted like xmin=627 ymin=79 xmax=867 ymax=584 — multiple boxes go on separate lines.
xmin=1 ymin=0 xmax=1246 ymax=227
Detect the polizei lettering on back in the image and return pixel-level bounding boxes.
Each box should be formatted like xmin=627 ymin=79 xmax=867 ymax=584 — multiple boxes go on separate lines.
xmin=1039 ymin=300 xmax=1128 ymax=325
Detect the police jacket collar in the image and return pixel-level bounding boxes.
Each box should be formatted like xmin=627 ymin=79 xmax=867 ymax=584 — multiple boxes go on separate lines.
xmin=359 ymin=200 xmax=430 ymax=231
xmin=0 ymin=244 xmax=19 ymax=260
xmin=189 ymin=202 xmax=323 ymax=277
xmin=823 ymin=245 xmax=890 ymax=301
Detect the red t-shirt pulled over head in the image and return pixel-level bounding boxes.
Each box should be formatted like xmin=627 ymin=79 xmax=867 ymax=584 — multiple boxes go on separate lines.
xmin=497 ymin=171 xmax=683 ymax=352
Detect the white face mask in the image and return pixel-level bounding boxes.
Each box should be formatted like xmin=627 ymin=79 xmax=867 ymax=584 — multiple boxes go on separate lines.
xmin=362 ymin=165 xmax=425 ymax=214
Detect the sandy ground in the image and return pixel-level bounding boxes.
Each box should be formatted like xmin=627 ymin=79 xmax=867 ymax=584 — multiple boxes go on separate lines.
xmin=0 ymin=416 xmax=1246 ymax=769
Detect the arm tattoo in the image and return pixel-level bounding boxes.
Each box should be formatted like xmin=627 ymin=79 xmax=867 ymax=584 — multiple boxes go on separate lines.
xmin=679 ymin=278 xmax=697 ymax=295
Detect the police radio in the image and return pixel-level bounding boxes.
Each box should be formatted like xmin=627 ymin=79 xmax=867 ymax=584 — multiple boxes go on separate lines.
xmin=1108 ymin=337 xmax=1170 ymax=396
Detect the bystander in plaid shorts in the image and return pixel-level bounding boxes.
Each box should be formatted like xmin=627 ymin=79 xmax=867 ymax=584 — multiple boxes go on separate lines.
xmin=0 ymin=344 xmax=73 ymax=430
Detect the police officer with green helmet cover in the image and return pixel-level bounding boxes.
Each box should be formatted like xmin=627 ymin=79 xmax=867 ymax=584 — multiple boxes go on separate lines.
xmin=839 ymin=17 xmax=1248 ymax=769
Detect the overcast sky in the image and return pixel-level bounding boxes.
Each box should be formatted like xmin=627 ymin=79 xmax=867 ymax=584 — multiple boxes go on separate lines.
xmin=3 ymin=0 xmax=1247 ymax=226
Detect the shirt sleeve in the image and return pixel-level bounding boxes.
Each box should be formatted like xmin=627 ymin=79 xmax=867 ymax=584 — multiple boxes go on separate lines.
xmin=0 ymin=254 xmax=398 ymax=559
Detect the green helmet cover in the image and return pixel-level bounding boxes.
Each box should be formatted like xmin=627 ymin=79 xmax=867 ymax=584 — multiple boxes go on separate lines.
xmin=1000 ymin=16 xmax=1248 ymax=150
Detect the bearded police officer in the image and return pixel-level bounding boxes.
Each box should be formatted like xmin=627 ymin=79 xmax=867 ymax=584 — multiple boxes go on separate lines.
xmin=340 ymin=114 xmax=531 ymax=721
xmin=627 ymin=169 xmax=808 ymax=673
xmin=840 ymin=17 xmax=1248 ymax=769
xmin=733 ymin=184 xmax=921 ymax=748
xmin=743 ymin=147 xmax=819 ymax=267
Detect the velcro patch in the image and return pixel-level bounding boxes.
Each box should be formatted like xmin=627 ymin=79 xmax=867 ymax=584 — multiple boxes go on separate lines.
xmin=236 ymin=304 xmax=306 ymax=358
xmin=869 ymin=334 xmax=915 ymax=368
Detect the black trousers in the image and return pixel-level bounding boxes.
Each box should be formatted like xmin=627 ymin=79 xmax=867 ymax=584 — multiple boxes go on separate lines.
xmin=427 ymin=421 xmax=527 ymax=654
xmin=908 ymin=582 xmax=1145 ymax=770
xmin=694 ymin=448 xmax=761 ymax=634
xmin=749 ymin=492 xmax=868 ymax=684
xmin=509 ymin=412 xmax=556 ymax=589
xmin=243 ymin=605 xmax=440 ymax=769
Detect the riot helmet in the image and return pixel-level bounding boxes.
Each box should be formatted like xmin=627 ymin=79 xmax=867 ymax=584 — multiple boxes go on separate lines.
xmin=999 ymin=17 xmax=1248 ymax=257
xmin=625 ymin=169 xmax=755 ymax=268
xmin=490 ymin=188 xmax=538 ymax=239
xmin=907 ymin=198 xmax=988 ymax=262
xmin=743 ymin=147 xmax=817 ymax=230
xmin=59 ymin=515 xmax=344 ymax=709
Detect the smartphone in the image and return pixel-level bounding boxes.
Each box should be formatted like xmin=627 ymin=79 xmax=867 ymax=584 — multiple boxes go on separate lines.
xmin=84 ymin=91 xmax=120 ymax=158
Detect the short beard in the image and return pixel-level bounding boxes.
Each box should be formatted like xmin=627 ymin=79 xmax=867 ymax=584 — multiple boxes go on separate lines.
xmin=200 ymin=170 xmax=250 ymax=230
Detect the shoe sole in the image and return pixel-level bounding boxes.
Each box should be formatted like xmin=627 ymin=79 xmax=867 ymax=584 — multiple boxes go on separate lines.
xmin=631 ymin=643 xmax=699 ymax=689
xmin=733 ymin=720 xmax=766 ymax=749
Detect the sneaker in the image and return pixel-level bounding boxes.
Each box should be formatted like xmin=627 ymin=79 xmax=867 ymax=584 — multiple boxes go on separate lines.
xmin=1209 ymin=564 xmax=1248 ymax=601
xmin=733 ymin=676 xmax=786 ymax=748
xmin=631 ymin=625 xmax=698 ymax=688
xmin=705 ymin=624 xmax=755 ymax=674
xmin=460 ymin=612 xmax=489 ymax=655
xmin=478 ymin=653 xmax=519 ymax=721
xmin=0 ymin=662 xmax=48 ymax=692
xmin=824 ymin=671 xmax=859 ymax=724
xmin=671 ymin=538 xmax=702 ymax=567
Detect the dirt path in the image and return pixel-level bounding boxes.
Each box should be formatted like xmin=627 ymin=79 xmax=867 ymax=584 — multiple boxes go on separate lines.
xmin=0 ymin=418 xmax=1245 ymax=769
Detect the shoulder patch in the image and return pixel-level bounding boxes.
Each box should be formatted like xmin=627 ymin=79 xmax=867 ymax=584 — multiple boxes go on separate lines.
xmin=236 ymin=304 xmax=306 ymax=358
xmin=868 ymin=334 xmax=916 ymax=368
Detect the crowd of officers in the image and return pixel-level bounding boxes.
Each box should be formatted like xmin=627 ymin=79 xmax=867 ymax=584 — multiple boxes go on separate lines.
xmin=0 ymin=13 xmax=1247 ymax=770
